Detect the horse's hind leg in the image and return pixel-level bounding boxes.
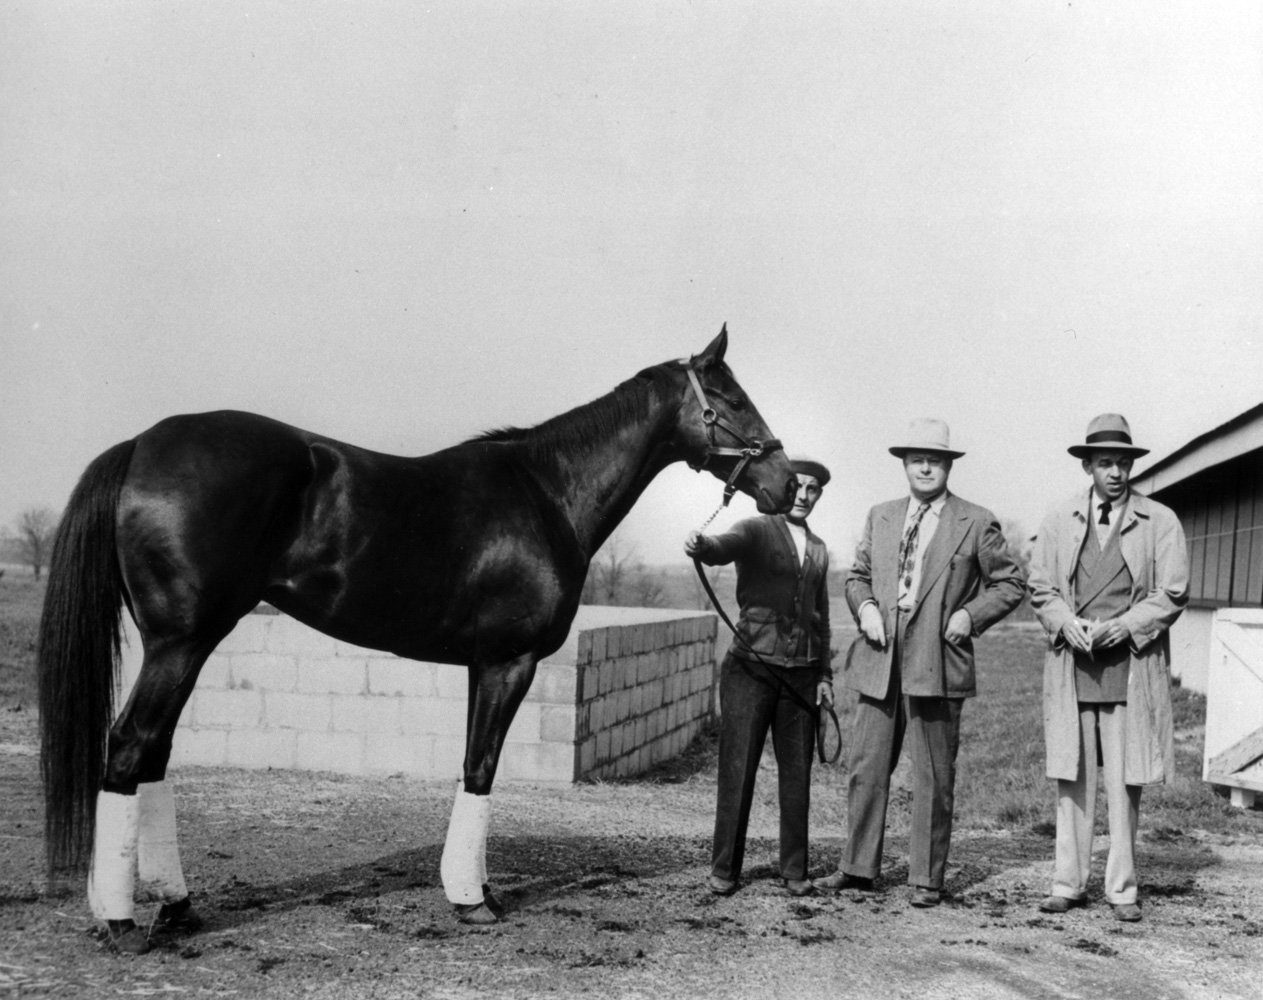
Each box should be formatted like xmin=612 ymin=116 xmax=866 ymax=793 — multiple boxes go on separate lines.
xmin=440 ymin=652 xmax=537 ymax=924
xmin=90 ymin=637 xmax=217 ymax=952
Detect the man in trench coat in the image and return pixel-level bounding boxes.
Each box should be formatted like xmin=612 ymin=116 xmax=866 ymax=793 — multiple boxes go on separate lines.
xmin=817 ymin=419 xmax=1024 ymax=907
xmin=1027 ymin=413 xmax=1188 ymax=922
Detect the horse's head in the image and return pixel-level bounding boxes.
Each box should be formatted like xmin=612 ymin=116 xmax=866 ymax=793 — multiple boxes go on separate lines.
xmin=674 ymin=326 xmax=797 ymax=515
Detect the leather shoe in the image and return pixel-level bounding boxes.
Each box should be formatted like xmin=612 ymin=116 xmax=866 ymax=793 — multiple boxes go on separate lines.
xmin=106 ymin=919 xmax=150 ymax=955
xmin=155 ymin=896 xmax=203 ymax=934
xmin=783 ymin=879 xmax=815 ymax=897
xmin=1111 ymin=903 xmax=1142 ymax=922
xmin=814 ymin=871 xmax=875 ymax=893
xmin=909 ymin=887 xmax=941 ymax=908
xmin=453 ymin=901 xmax=499 ymax=925
xmin=1038 ymin=895 xmax=1086 ymax=914
xmin=708 ymin=875 xmax=738 ymax=896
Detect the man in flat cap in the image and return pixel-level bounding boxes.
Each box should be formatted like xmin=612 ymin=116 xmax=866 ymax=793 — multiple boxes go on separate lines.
xmin=817 ymin=419 xmax=1023 ymax=907
xmin=685 ymin=456 xmax=835 ymax=897
xmin=1028 ymin=414 xmax=1188 ymax=922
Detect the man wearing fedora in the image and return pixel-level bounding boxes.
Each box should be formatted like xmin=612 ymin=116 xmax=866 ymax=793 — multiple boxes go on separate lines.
xmin=817 ymin=419 xmax=1023 ymax=907
xmin=1028 ymin=414 xmax=1188 ymax=922
xmin=684 ymin=456 xmax=835 ymax=898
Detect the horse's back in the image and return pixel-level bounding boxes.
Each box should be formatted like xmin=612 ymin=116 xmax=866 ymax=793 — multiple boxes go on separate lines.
xmin=117 ymin=411 xmax=583 ymax=664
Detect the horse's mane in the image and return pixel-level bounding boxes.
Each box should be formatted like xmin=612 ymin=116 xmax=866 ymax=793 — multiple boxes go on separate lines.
xmin=470 ymin=361 xmax=682 ymax=462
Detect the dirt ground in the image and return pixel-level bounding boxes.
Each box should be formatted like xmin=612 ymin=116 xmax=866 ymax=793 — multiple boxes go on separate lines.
xmin=2 ymin=706 xmax=1261 ymax=1000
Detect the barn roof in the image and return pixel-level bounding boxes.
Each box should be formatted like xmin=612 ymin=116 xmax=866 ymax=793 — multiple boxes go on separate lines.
xmin=1133 ymin=402 xmax=1263 ymax=496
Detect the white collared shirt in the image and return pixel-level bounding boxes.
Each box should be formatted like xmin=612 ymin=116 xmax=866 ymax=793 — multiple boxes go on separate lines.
xmin=897 ymin=492 xmax=949 ymax=608
xmin=1092 ymin=488 xmax=1128 ymax=546
xmin=786 ymin=520 xmax=808 ymax=565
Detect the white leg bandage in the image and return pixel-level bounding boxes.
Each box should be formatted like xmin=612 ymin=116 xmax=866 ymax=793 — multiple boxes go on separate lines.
xmin=137 ymin=780 xmax=188 ymax=902
xmin=440 ymin=784 xmax=491 ymax=905
xmin=87 ymin=790 xmax=140 ymax=921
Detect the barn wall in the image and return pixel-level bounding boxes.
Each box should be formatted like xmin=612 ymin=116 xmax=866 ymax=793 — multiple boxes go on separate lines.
xmin=118 ymin=606 xmax=718 ymax=784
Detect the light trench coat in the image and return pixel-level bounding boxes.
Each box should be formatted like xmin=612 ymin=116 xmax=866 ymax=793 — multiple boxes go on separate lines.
xmin=1027 ymin=489 xmax=1189 ymax=785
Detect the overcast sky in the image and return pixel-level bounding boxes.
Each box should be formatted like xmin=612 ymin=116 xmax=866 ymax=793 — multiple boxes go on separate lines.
xmin=2 ymin=2 xmax=1260 ymax=566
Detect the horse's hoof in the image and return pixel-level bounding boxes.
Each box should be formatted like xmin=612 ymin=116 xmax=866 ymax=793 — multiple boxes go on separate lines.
xmin=482 ymin=884 xmax=504 ymax=916
xmin=106 ymin=919 xmax=150 ymax=955
xmin=155 ymin=896 xmax=204 ymax=934
xmin=453 ymin=901 xmax=499 ymax=925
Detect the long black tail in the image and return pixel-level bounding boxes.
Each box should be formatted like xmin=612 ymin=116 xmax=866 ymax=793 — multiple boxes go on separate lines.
xmin=38 ymin=438 xmax=136 ymax=875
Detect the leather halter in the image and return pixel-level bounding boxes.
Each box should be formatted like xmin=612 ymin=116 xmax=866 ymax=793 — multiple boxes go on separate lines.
xmin=684 ymin=362 xmax=783 ymax=506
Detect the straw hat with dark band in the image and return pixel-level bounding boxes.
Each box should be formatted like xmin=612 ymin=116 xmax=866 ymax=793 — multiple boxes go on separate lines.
xmin=1067 ymin=413 xmax=1150 ymax=459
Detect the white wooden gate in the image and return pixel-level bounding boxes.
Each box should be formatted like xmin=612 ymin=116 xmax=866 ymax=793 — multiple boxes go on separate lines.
xmin=1205 ymin=608 xmax=1263 ymax=808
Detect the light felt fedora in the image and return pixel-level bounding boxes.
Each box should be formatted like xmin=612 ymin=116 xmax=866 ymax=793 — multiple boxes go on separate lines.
xmin=1067 ymin=413 xmax=1150 ymax=459
xmin=789 ymin=455 xmax=831 ymax=487
xmin=888 ymin=418 xmax=965 ymax=459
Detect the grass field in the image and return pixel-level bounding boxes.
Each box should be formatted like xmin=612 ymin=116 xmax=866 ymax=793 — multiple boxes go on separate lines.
xmin=1 ymin=571 xmax=1256 ymax=841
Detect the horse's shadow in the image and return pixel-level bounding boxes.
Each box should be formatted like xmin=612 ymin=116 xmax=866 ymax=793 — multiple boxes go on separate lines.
xmin=182 ymin=832 xmax=717 ymax=939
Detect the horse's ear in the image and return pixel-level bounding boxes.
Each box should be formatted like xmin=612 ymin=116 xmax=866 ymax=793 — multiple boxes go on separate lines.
xmin=695 ymin=324 xmax=728 ymax=369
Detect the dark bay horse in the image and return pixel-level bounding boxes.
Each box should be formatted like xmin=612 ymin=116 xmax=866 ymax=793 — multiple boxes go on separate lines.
xmin=38 ymin=327 xmax=795 ymax=951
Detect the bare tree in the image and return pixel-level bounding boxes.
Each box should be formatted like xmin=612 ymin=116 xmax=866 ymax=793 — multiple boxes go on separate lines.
xmin=16 ymin=507 xmax=59 ymax=580
xmin=582 ymin=530 xmax=670 ymax=607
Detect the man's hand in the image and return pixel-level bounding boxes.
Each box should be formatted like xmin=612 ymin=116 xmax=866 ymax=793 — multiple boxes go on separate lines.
xmin=684 ymin=531 xmax=707 ymax=559
xmin=943 ymin=608 xmax=973 ymax=643
xmin=816 ymin=680 xmax=834 ymax=707
xmin=1060 ymin=618 xmax=1093 ymax=654
xmin=1092 ymin=618 xmax=1130 ymax=649
xmin=859 ymin=603 xmax=886 ymax=647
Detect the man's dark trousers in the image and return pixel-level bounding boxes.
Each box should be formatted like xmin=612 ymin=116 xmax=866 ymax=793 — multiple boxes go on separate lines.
xmin=712 ymin=652 xmax=820 ymax=883
xmin=842 ymin=610 xmax=963 ymax=890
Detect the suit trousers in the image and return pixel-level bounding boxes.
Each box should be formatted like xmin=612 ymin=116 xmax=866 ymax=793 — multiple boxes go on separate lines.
xmin=1052 ymin=702 xmax=1141 ymax=904
xmin=842 ymin=612 xmax=964 ymax=889
xmin=712 ymin=653 xmax=820 ymax=882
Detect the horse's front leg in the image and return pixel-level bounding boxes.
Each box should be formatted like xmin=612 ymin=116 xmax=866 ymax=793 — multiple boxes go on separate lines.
xmin=441 ymin=652 xmax=536 ymax=925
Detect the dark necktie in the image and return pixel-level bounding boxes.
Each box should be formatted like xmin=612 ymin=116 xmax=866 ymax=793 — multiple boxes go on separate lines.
xmin=899 ymin=502 xmax=932 ymax=592
xmin=1099 ymin=501 xmax=1112 ymax=526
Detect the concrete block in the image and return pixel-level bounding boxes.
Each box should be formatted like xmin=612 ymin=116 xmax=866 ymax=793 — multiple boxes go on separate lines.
xmin=616 ymin=688 xmax=631 ymax=724
xmin=198 ymin=656 xmax=232 ymax=691
xmin=499 ymin=742 xmax=575 ymax=783
xmin=400 ymin=699 xmax=467 ymax=738
xmin=596 ymin=729 xmax=611 ymax=763
xmin=270 ymin=622 xmax=338 ymax=657
xmin=331 ymin=695 xmax=402 ymax=734
xmin=170 ymin=727 xmax=227 ymax=768
xmin=297 ymin=658 xmax=368 ymax=695
xmin=578 ymin=737 xmax=597 ymax=777
xmin=576 ymin=631 xmax=593 ymax=666
xmin=226 ymin=729 xmax=296 ymax=770
xmin=229 ymin=654 xmax=299 ymax=693
xmin=194 ymin=689 xmax=264 ymax=729
xmin=599 ymin=662 xmax=615 ymax=696
xmin=540 ymin=704 xmax=576 ymax=743
xmin=589 ymin=628 xmax=607 ymax=664
xmin=295 ymin=731 xmax=365 ymax=775
xmin=432 ymin=737 xmax=466 ymax=780
xmin=528 ymin=663 xmax=577 ymax=705
xmin=222 ymin=615 xmax=270 ymax=654
xmin=634 ymin=716 xmax=648 ymax=747
xmin=364 ymin=735 xmax=426 ymax=775
xmin=630 ymin=684 xmax=645 ymax=717
xmin=611 ymin=724 xmax=624 ymax=758
xmin=368 ymin=659 xmax=436 ymax=698
xmin=435 ymin=664 xmax=468 ymax=700
xmin=506 ymin=702 xmax=542 ymax=744
xmin=265 ymin=692 xmax=332 ymax=731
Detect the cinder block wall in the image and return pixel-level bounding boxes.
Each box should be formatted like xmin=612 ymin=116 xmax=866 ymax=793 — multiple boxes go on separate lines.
xmin=118 ymin=606 xmax=717 ymax=784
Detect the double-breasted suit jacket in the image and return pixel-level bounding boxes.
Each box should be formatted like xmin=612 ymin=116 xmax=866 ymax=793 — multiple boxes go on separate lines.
xmin=844 ymin=494 xmax=1024 ymax=699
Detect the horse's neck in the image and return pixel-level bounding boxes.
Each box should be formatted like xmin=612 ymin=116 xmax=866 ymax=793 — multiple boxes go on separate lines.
xmin=550 ymin=392 xmax=679 ymax=559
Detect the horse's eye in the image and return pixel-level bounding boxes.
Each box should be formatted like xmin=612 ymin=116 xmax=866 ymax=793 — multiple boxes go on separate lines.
xmin=728 ymin=395 xmax=746 ymax=411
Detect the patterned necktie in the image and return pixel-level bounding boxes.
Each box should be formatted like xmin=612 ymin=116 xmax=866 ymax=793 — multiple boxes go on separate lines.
xmin=899 ymin=502 xmax=932 ymax=593
xmin=1099 ymin=501 xmax=1112 ymax=525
